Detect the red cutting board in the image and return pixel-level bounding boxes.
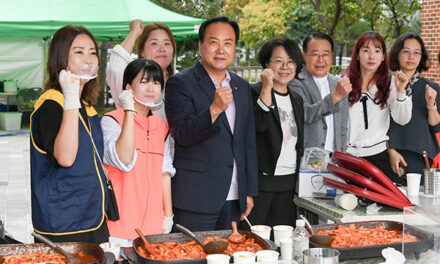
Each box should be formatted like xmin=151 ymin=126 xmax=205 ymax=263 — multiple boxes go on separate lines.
xmin=327 ymin=163 xmax=403 ymax=200
xmin=332 ymin=151 xmax=411 ymax=204
xmin=323 ymin=177 xmax=413 ymax=209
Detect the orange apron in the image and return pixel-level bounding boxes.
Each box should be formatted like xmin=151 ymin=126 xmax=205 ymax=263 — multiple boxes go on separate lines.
xmin=104 ymin=108 xmax=168 ymax=240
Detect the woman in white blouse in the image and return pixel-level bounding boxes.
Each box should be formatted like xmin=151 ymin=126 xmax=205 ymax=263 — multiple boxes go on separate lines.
xmin=106 ymin=19 xmax=176 ymax=120
xmin=343 ymin=31 xmax=412 ymax=184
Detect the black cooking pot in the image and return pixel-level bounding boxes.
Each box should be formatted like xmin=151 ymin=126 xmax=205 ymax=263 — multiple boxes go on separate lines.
xmin=130 ymin=229 xmax=274 ymax=264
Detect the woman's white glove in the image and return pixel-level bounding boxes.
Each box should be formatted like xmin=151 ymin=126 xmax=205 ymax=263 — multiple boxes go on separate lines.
xmin=162 ymin=215 xmax=174 ymax=234
xmin=118 ymin=90 xmax=136 ymax=113
xmin=59 ymin=70 xmax=81 ymax=110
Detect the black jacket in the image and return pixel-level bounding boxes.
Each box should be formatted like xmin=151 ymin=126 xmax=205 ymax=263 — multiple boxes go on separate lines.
xmin=251 ymin=82 xmax=304 ymax=192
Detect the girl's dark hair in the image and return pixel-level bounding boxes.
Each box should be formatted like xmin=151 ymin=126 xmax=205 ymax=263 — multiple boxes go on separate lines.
xmin=137 ymin=23 xmax=176 ymax=77
xmin=45 ymin=25 xmax=101 ymax=105
xmin=344 ymin=31 xmax=390 ymax=109
xmin=388 ymin=32 xmax=430 ymax=72
xmin=257 ymin=36 xmax=304 ymax=78
xmin=122 ymin=58 xmax=164 ymax=91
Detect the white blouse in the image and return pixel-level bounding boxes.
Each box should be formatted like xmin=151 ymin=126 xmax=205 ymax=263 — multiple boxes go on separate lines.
xmin=347 ymin=76 xmax=412 ymax=157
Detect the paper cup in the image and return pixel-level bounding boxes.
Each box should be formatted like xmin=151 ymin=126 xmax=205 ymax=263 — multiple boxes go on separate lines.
xmin=273 ymin=225 xmax=293 ymax=247
xmin=334 ymin=194 xmax=357 ymax=210
xmin=206 ymin=254 xmax=230 ymax=264
xmin=256 ymin=250 xmax=279 ymax=263
xmin=407 ymin=173 xmax=421 ymax=196
xmin=233 ymin=251 xmax=256 ymax=264
xmin=279 ymin=237 xmax=293 ymax=261
xmin=99 ymin=242 xmax=121 ymax=260
xmin=251 ymin=225 xmax=271 ymax=240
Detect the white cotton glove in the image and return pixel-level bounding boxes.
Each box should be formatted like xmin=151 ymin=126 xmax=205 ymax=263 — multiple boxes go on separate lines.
xmin=162 ymin=215 xmax=174 ymax=234
xmin=118 ymin=90 xmax=136 ymax=113
xmin=59 ymin=70 xmax=81 ymax=110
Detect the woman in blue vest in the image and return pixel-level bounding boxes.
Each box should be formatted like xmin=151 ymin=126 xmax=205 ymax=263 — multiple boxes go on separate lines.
xmin=30 ymin=25 xmax=109 ymax=243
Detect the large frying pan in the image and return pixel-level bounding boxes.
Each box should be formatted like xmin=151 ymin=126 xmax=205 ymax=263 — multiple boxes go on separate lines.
xmin=130 ymin=230 xmax=273 ymax=264
xmin=309 ymin=220 xmax=433 ymax=260
xmin=0 ymin=242 xmax=107 ymax=263
xmin=332 ymin=151 xmax=411 ymax=203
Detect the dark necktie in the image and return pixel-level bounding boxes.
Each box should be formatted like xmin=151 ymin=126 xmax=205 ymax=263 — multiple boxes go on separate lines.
xmin=360 ymin=96 xmax=368 ymax=130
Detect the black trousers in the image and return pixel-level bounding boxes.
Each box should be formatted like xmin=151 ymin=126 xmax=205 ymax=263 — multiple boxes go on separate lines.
xmin=246 ymin=190 xmax=296 ymax=228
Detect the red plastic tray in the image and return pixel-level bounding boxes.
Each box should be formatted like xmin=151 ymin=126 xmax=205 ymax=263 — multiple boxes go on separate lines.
xmin=323 ymin=177 xmax=413 ymax=209
xmin=332 ymin=151 xmax=411 ymax=204
xmin=327 ymin=163 xmax=402 ymax=200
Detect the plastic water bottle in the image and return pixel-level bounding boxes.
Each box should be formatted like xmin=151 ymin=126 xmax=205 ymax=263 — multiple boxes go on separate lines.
xmin=292 ymin=219 xmax=309 ymax=263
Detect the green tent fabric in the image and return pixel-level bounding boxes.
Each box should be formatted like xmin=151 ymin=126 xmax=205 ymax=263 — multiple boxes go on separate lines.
xmin=0 ymin=0 xmax=204 ymax=41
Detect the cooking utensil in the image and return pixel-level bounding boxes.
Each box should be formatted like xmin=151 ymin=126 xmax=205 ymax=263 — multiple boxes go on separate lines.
xmin=243 ymin=216 xmax=252 ymax=229
xmin=309 ymin=220 xmax=433 ymax=260
xmin=31 ymin=232 xmax=83 ymax=263
xmin=135 ymin=228 xmax=154 ymax=255
xmin=0 ymin=242 xmax=105 ymax=264
xmin=175 ymin=224 xmax=228 ymax=254
xmin=299 ymin=215 xmax=334 ymax=247
xmin=332 ymin=151 xmax=411 ymax=204
xmin=423 ymin=151 xmax=430 ymax=170
xmin=228 ymin=221 xmax=245 ymax=243
xmin=323 ymin=177 xmax=413 ymax=209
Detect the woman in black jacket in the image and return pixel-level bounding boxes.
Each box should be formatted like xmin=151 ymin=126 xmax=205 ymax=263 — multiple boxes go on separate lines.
xmin=248 ymin=37 xmax=304 ymax=226
xmin=387 ymin=33 xmax=440 ymax=182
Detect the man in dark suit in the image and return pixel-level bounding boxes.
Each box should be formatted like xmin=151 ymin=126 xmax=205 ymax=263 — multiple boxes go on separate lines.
xmin=165 ymin=16 xmax=258 ymax=231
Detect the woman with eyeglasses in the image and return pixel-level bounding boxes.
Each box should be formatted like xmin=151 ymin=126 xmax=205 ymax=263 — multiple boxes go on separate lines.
xmin=387 ymin=33 xmax=440 ymax=181
xmin=247 ymin=37 xmax=304 ymax=226
xmin=344 ymin=31 xmax=412 ymax=185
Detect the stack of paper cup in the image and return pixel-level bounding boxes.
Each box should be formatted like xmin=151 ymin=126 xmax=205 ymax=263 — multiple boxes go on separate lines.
xmin=407 ymin=173 xmax=421 ymax=196
xmin=279 ymin=237 xmax=292 ymax=261
xmin=334 ymin=194 xmax=357 ymax=210
xmin=273 ymin=225 xmax=293 ymax=247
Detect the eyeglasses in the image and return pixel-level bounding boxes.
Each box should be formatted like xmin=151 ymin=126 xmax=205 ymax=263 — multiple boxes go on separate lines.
xmin=270 ymin=59 xmax=296 ymax=69
xmin=307 ymin=53 xmax=331 ymax=61
xmin=401 ymin=50 xmax=422 ymax=58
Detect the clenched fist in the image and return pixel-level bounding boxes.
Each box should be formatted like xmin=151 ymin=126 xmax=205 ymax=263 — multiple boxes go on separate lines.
xmin=129 ymin=19 xmax=144 ymax=38
xmin=332 ymin=77 xmax=352 ymax=104
xmin=426 ymin=84 xmax=437 ymax=109
xmin=211 ymin=87 xmax=233 ymax=113
xmin=260 ymin=68 xmax=274 ymax=91
xmin=394 ymin=70 xmax=409 ymax=94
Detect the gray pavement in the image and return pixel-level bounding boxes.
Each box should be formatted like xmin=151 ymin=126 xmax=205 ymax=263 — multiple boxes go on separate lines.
xmin=0 ymin=133 xmax=33 ymax=243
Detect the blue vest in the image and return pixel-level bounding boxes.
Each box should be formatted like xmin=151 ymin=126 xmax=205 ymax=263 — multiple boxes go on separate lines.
xmin=30 ymin=89 xmax=107 ymax=235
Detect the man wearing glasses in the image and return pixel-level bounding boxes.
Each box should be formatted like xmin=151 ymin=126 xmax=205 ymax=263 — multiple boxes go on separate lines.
xmin=290 ymin=32 xmax=351 ymax=154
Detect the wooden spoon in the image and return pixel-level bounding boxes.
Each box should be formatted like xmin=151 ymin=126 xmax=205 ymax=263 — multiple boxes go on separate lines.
xmin=228 ymin=221 xmax=245 ymax=243
xmin=135 ymin=228 xmax=153 ymax=255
